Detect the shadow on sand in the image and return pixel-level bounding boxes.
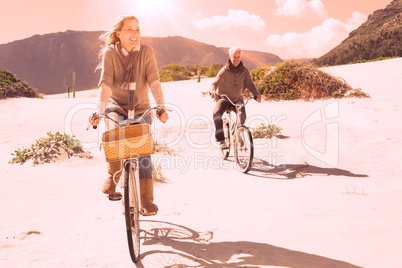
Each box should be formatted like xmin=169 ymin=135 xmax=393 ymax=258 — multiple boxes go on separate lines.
xmin=135 ymin=220 xmax=362 ymax=268
xmin=248 ymin=158 xmax=369 ymax=180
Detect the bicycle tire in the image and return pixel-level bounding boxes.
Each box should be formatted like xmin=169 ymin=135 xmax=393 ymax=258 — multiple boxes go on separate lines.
xmin=124 ymin=161 xmax=141 ymax=263
xmin=221 ymin=118 xmax=231 ymax=159
xmin=234 ymin=126 xmax=254 ymax=173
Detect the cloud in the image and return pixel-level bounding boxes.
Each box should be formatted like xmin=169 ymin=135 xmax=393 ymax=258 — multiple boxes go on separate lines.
xmin=193 ymin=9 xmax=265 ymax=31
xmin=265 ymin=11 xmax=367 ymax=58
xmin=275 ymin=0 xmax=328 ymax=20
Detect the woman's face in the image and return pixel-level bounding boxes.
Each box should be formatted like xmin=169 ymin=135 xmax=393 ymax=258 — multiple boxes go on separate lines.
xmin=117 ymin=19 xmax=140 ymax=52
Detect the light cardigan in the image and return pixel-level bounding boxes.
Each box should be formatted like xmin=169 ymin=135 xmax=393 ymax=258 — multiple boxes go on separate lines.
xmin=97 ymin=43 xmax=164 ymax=115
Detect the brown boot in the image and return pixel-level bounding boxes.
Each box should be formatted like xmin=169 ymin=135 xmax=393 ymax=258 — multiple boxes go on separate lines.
xmin=102 ymin=161 xmax=122 ymax=195
xmin=140 ymin=178 xmax=158 ymax=216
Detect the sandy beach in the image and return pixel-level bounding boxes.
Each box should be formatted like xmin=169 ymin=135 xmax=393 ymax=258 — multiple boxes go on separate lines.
xmin=0 ymin=58 xmax=401 ymax=267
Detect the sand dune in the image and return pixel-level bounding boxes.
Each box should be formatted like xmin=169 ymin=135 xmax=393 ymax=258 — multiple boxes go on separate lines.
xmin=0 ymin=58 xmax=401 ymax=267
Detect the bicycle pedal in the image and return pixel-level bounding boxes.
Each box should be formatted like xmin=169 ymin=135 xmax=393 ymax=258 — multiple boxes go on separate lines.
xmin=108 ymin=192 xmax=122 ymax=201
xmin=140 ymin=211 xmax=157 ymax=217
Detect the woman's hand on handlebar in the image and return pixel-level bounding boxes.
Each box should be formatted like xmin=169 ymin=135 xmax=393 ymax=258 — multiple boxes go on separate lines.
xmin=156 ymin=108 xmax=169 ymax=123
xmin=86 ymin=112 xmax=100 ymax=130
xmin=89 ymin=112 xmax=100 ymax=128
xmin=255 ymin=94 xmax=262 ymax=103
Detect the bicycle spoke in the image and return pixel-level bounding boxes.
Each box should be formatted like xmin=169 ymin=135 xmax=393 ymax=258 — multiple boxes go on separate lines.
xmin=124 ymin=162 xmax=141 ymax=263
xmin=234 ymin=127 xmax=254 ymax=173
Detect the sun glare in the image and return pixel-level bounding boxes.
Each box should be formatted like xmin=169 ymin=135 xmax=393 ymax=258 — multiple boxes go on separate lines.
xmin=126 ymin=0 xmax=180 ymax=37
xmin=137 ymin=0 xmax=167 ymax=13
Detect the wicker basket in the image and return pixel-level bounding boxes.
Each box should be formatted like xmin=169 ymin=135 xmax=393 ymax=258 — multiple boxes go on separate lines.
xmin=101 ymin=124 xmax=154 ymax=162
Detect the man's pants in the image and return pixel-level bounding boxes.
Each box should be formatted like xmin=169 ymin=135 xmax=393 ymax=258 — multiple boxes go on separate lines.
xmin=213 ymin=99 xmax=246 ymax=142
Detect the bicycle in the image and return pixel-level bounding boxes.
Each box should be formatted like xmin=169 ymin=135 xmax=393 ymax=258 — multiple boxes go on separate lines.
xmin=88 ymin=102 xmax=169 ymax=263
xmin=219 ymin=94 xmax=254 ymax=173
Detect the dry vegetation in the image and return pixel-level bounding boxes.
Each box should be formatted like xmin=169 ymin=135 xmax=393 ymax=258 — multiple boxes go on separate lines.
xmin=0 ymin=69 xmax=42 ymax=99
xmin=250 ymin=61 xmax=369 ymax=100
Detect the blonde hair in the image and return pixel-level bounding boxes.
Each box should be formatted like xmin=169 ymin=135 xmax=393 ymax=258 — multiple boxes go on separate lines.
xmin=99 ymin=15 xmax=139 ymax=46
xmin=96 ymin=16 xmax=139 ymax=69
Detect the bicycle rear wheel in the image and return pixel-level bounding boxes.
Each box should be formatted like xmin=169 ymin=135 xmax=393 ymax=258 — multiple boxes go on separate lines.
xmin=124 ymin=161 xmax=141 ymax=263
xmin=221 ymin=118 xmax=231 ymax=160
xmin=234 ymin=126 xmax=254 ymax=173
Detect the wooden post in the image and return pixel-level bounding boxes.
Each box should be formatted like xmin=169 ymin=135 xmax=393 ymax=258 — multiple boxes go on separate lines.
xmin=197 ymin=69 xmax=201 ymax=83
xmin=72 ymin=72 xmax=76 ymax=98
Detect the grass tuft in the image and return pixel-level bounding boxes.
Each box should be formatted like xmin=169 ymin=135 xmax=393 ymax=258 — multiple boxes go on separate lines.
xmin=152 ymin=159 xmax=167 ymax=183
xmin=154 ymin=141 xmax=182 ymax=155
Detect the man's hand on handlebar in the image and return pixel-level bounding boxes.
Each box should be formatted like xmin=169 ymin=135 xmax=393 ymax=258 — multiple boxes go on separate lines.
xmin=210 ymin=92 xmax=219 ymax=101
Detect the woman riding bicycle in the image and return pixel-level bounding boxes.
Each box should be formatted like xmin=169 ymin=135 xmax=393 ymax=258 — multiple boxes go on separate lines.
xmin=89 ymin=15 xmax=168 ymax=216
xmin=209 ymin=46 xmax=262 ymax=150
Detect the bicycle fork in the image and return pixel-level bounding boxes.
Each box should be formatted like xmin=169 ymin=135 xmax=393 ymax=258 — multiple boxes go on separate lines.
xmin=121 ymin=159 xmax=141 ymax=214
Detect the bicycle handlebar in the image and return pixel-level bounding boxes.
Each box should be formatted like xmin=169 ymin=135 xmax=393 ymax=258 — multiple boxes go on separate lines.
xmin=218 ymin=94 xmax=254 ymax=109
xmin=87 ymin=106 xmax=171 ymax=130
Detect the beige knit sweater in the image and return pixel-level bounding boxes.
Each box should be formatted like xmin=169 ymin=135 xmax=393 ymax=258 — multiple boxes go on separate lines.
xmin=97 ymin=43 xmax=164 ymax=115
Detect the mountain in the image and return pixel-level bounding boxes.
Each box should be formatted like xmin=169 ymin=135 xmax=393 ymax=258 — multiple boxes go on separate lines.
xmin=141 ymin=36 xmax=283 ymax=70
xmin=0 ymin=32 xmax=282 ymax=94
xmin=313 ymin=0 xmax=401 ymax=66
xmin=0 ymin=31 xmax=103 ymax=95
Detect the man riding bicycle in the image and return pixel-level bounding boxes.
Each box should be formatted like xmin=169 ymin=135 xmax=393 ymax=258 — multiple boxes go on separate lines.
xmin=209 ymin=46 xmax=262 ymax=150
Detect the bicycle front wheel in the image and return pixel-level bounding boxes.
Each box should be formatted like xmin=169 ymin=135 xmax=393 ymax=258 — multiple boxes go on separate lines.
xmin=234 ymin=126 xmax=254 ymax=173
xmin=124 ymin=161 xmax=141 ymax=263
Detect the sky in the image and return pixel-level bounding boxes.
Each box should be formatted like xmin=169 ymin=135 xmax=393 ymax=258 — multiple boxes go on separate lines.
xmin=0 ymin=0 xmax=392 ymax=59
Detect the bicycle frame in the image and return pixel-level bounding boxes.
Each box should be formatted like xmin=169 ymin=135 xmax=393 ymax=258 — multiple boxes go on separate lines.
xmin=87 ymin=82 xmax=170 ymax=263
xmin=220 ymin=94 xmax=254 ymax=173
xmin=220 ymin=94 xmax=251 ymax=146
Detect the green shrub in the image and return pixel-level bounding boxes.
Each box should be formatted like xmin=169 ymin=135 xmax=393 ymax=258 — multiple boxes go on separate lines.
xmin=9 ymin=131 xmax=92 ymax=165
xmin=159 ymin=63 xmax=223 ymax=82
xmin=250 ymin=123 xmax=283 ymax=139
xmin=206 ymin=64 xmax=223 ymax=77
